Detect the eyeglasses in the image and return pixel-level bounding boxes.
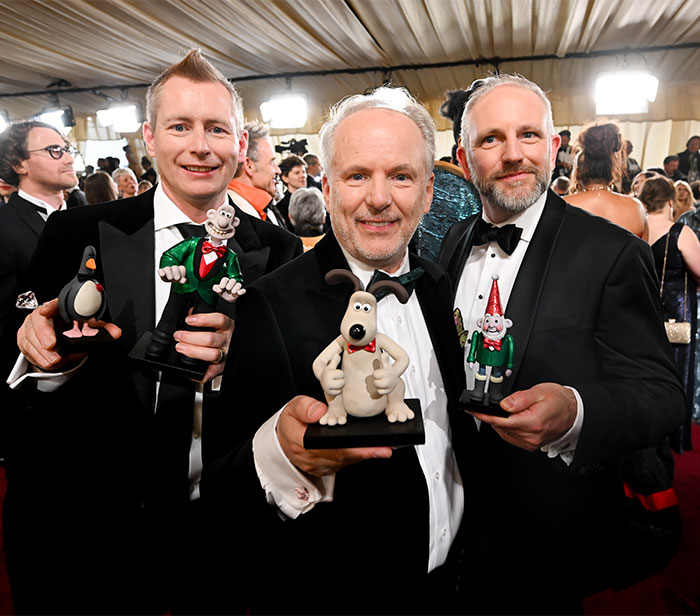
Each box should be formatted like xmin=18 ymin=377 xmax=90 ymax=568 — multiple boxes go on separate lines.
xmin=27 ymin=144 xmax=79 ymax=160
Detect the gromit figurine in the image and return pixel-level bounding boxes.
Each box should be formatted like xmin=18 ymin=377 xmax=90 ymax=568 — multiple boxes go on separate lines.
xmin=57 ymin=245 xmax=106 ymax=338
xmin=313 ymin=269 xmax=414 ymax=426
xmin=467 ymin=274 xmax=514 ymax=404
xmin=145 ymin=202 xmax=245 ymax=364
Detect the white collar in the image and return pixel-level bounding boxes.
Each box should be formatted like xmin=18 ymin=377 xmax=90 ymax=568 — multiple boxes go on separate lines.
xmin=18 ymin=189 xmax=65 ymax=213
xmin=152 ymin=183 xmax=227 ymax=231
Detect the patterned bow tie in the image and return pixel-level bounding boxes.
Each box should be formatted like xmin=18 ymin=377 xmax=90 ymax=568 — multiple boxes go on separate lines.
xmin=366 ymin=267 xmax=425 ymax=301
xmin=347 ymin=339 xmax=376 ymax=354
xmin=472 ymin=218 xmax=523 ymax=255
xmin=202 ymin=241 xmax=227 ymax=258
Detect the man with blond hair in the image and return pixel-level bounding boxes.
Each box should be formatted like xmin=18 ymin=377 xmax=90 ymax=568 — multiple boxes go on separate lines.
xmin=8 ymin=49 xmax=300 ymax=614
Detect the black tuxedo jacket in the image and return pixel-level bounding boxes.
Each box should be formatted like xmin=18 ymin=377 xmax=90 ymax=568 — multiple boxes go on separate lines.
xmin=66 ymin=187 xmax=87 ymax=208
xmin=203 ymin=232 xmax=478 ymax=614
xmin=3 ymin=188 xmax=302 ymax=613
xmin=0 ymin=193 xmax=45 ymax=369
xmin=438 ymin=190 xmax=685 ymax=609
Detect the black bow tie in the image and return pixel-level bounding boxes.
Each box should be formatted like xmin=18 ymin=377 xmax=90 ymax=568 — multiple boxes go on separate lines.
xmin=472 ymin=218 xmax=523 ymax=255
xmin=367 ymin=267 xmax=425 ymax=301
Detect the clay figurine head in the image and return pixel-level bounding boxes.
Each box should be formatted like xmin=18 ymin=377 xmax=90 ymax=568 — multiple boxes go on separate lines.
xmin=476 ymin=274 xmax=512 ymax=340
xmin=205 ymin=203 xmax=239 ymax=241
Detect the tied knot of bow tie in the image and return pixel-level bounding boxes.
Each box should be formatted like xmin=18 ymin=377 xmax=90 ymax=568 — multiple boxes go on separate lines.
xmin=483 ymin=337 xmax=502 ymax=351
xmin=202 ymin=241 xmax=227 ymax=258
xmin=473 ymin=218 xmax=523 ymax=255
xmin=366 ymin=267 xmax=424 ymax=301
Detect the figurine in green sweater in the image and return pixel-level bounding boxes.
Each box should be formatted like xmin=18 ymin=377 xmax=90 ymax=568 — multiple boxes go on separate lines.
xmin=467 ymin=274 xmax=514 ymax=404
xmin=146 ymin=203 xmax=245 ymax=363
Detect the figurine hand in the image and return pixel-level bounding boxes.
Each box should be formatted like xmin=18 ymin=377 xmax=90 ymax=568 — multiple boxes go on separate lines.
xmin=505 ymin=368 xmax=512 ymax=377
xmin=174 ymin=311 xmax=234 ymax=383
xmin=17 ymin=298 xmax=122 ymax=372
xmin=277 ymin=395 xmax=392 ymax=477
xmin=469 ymin=382 xmax=577 ymax=451
xmin=373 ymin=351 xmax=398 ymax=395
xmin=468 ymin=361 xmax=474 ymax=370
xmin=214 ymin=278 xmax=246 ymax=303
xmin=158 ymin=265 xmax=187 ymax=284
xmin=319 ymin=353 xmax=344 ymax=396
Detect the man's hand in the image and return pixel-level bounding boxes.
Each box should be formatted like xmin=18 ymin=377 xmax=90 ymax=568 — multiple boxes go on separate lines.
xmin=174 ymin=311 xmax=234 ymax=382
xmin=158 ymin=265 xmax=187 ymax=284
xmin=277 ymin=396 xmax=392 ymax=477
xmin=213 ymin=278 xmax=246 ymax=303
xmin=470 ymin=383 xmax=577 ymax=451
xmin=17 ymin=298 xmax=122 ymax=372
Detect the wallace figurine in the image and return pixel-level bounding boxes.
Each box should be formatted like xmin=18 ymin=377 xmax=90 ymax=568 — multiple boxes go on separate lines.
xmin=466 ymin=274 xmax=514 ymax=406
xmin=145 ymin=202 xmax=245 ymax=366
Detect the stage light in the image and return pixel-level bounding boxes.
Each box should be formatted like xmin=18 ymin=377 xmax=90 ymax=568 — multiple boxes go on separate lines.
xmin=37 ymin=106 xmax=75 ymax=135
xmin=0 ymin=111 xmax=8 ymax=134
xmin=595 ymin=70 xmax=658 ymax=115
xmin=97 ymin=103 xmax=142 ymax=133
xmin=260 ymin=94 xmax=308 ymax=129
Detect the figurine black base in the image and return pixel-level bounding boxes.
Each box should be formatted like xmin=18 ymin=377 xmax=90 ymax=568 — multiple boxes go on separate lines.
xmin=304 ymin=398 xmax=423 ymax=449
xmin=53 ymin=321 xmax=116 ymax=355
xmin=129 ymin=332 xmax=208 ymax=380
xmin=459 ymin=388 xmax=510 ymax=418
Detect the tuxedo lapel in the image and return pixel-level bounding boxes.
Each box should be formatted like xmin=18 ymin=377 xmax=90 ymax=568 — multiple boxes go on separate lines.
xmin=11 ymin=193 xmax=45 ymax=237
xmin=98 ymin=201 xmax=156 ymax=348
xmin=443 ymin=214 xmax=480 ymax=287
xmin=306 ymin=233 xmax=353 ymax=337
xmin=501 ymin=192 xmax=566 ymax=396
xmin=230 ymin=202 xmax=271 ymax=282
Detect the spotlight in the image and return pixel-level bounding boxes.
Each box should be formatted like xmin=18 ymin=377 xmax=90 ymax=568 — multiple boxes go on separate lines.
xmin=0 ymin=110 xmax=8 ymax=134
xmin=260 ymin=93 xmax=308 ymax=129
xmin=595 ymin=70 xmax=658 ymax=115
xmin=37 ymin=106 xmax=75 ymax=135
xmin=97 ymin=103 xmax=143 ymax=133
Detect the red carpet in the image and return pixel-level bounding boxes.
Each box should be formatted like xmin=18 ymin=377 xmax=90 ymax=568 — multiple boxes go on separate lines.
xmin=0 ymin=427 xmax=698 ymax=615
xmin=584 ymin=423 xmax=700 ymax=615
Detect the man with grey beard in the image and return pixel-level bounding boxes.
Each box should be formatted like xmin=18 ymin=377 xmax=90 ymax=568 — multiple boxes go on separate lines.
xmin=439 ymin=75 xmax=684 ymax=612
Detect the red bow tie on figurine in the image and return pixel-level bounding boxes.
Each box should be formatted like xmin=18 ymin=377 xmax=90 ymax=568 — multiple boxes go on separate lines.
xmin=483 ymin=337 xmax=502 ymax=351
xmin=347 ymin=339 xmax=377 ymax=354
xmin=202 ymin=241 xmax=227 ymax=258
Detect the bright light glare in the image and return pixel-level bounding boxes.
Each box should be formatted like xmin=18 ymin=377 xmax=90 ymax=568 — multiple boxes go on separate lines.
xmin=595 ymin=71 xmax=659 ymax=115
xmin=260 ymin=94 xmax=308 ymax=128
xmin=97 ymin=104 xmax=142 ymax=133
xmin=39 ymin=109 xmax=73 ymax=135
xmin=0 ymin=113 xmax=7 ymax=134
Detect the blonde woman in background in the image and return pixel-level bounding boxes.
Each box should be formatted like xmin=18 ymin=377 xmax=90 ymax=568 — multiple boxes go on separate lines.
xmin=674 ymin=180 xmax=695 ymax=220
xmin=565 ymin=121 xmax=648 ymax=240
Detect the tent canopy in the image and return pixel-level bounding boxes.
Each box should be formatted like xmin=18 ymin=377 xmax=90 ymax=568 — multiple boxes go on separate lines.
xmin=1 ymin=0 xmax=699 ymax=136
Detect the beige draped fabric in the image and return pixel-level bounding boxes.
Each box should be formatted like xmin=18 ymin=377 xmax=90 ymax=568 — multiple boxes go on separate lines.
xmin=1 ymin=0 xmax=698 ymax=168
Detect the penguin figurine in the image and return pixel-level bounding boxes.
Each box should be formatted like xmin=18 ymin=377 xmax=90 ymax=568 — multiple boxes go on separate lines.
xmin=58 ymin=245 xmax=107 ymax=338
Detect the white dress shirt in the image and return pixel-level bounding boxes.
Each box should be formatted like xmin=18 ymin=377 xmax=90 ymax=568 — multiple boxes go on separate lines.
xmin=252 ymin=248 xmax=464 ymax=573
xmin=454 ymin=191 xmax=582 ymax=464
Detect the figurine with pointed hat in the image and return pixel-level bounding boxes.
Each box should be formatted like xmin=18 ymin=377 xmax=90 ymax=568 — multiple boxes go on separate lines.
xmin=466 ymin=274 xmax=514 ymax=405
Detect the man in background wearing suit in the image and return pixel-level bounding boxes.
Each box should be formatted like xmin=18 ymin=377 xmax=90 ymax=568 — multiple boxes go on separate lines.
xmin=204 ymin=86 xmax=478 ymax=615
xmin=438 ymin=74 xmax=684 ymax=612
xmin=0 ymin=121 xmax=77 ymax=372
xmin=9 ymin=49 xmax=301 ymax=614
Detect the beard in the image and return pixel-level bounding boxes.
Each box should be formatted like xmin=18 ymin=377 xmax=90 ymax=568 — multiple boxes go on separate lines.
xmin=468 ymin=150 xmax=551 ymax=215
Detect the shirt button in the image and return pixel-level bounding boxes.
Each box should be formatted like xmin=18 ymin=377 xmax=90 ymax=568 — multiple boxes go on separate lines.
xmin=491 ymin=253 xmax=496 ymax=258
xmin=411 ymin=365 xmax=416 ymax=374
xmin=478 ymin=294 xmax=483 ymax=300
xmin=397 ymin=315 xmax=402 ymax=324
xmin=435 ymin=471 xmax=440 ymax=481
xmin=441 ymin=528 xmax=447 ymax=538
